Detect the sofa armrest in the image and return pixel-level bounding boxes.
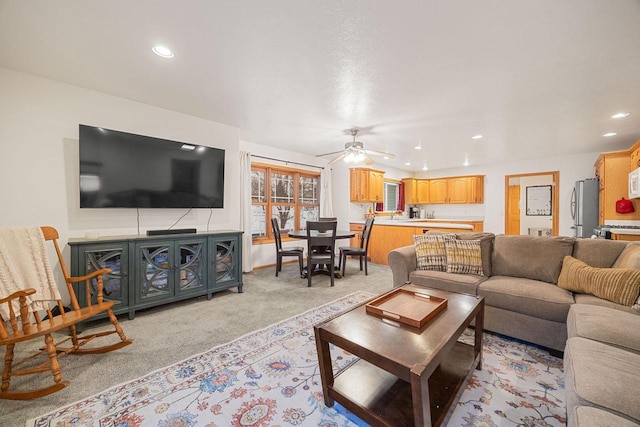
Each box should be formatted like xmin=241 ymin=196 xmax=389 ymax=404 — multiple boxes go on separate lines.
xmin=388 ymin=245 xmax=417 ymax=288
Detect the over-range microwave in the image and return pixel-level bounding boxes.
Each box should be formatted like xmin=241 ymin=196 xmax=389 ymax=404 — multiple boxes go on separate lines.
xmin=630 ymin=167 xmax=640 ymax=199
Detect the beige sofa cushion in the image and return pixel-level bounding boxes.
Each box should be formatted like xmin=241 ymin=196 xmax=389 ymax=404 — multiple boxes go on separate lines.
xmin=409 ymin=269 xmax=486 ymax=295
xmin=570 ymin=406 xmax=640 ymax=427
xmin=614 ymin=243 xmax=640 ymax=269
xmin=574 ymin=294 xmax=639 ymax=314
xmin=478 ymin=276 xmax=574 ymax=322
xmin=573 ymin=239 xmax=629 ymax=268
xmin=565 ymin=337 xmax=640 ymax=423
xmin=492 ymin=235 xmax=575 ymax=284
xmin=567 ymin=304 xmax=640 ymax=353
xmin=558 ymin=256 xmax=640 ymax=307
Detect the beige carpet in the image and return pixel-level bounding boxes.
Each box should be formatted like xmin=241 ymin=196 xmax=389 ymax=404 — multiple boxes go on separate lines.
xmin=1 ymin=261 xmax=394 ymax=427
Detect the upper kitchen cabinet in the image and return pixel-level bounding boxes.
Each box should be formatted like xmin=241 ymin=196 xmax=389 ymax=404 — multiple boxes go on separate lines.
xmin=428 ymin=175 xmax=484 ymax=204
xmin=595 ymin=150 xmax=640 ymax=223
xmin=350 ymin=168 xmax=385 ymax=202
xmin=402 ymin=178 xmax=430 ymax=204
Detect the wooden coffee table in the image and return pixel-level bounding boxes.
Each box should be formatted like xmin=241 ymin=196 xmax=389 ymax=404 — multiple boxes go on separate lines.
xmin=314 ymin=283 xmax=484 ymax=427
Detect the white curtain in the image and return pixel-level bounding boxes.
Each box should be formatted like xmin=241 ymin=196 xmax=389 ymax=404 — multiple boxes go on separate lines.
xmin=239 ymin=151 xmax=253 ymax=272
xmin=320 ymin=167 xmax=334 ymax=217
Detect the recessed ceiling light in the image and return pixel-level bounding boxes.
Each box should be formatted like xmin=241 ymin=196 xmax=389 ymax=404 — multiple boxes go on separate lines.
xmin=404 ymin=162 xmax=411 ymax=166
xmin=181 ymin=144 xmax=196 ymax=151
xmin=471 ymin=134 xmax=483 ymax=140
xmin=152 ymin=45 xmax=175 ymax=58
xmin=612 ymin=112 xmax=630 ymax=119
xmin=422 ymin=165 xmax=428 ymax=171
xmin=603 ymin=132 xmax=617 ymax=137
xmin=463 ymin=159 xmax=470 ymax=166
xmin=414 ymin=144 xmax=422 ymax=150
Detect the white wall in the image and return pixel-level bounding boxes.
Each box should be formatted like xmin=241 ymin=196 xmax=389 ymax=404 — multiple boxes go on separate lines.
xmin=0 ymin=67 xmax=241 ymax=286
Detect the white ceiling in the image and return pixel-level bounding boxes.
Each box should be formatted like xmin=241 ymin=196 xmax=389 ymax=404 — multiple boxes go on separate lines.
xmin=1 ymin=1 xmax=639 ymax=172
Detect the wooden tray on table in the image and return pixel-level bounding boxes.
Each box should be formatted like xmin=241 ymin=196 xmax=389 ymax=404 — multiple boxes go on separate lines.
xmin=365 ymin=287 xmax=448 ymax=328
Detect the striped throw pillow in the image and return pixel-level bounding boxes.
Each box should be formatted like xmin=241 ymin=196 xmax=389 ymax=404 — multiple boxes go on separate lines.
xmin=413 ymin=234 xmax=455 ymax=271
xmin=444 ymin=238 xmax=484 ymax=275
xmin=558 ymin=256 xmax=640 ymax=306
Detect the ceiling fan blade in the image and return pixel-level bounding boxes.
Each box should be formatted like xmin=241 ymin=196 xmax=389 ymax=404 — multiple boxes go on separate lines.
xmin=363 ymin=155 xmax=375 ymax=165
xmin=364 ymin=149 xmax=395 ymax=159
xmin=327 ymin=153 xmax=348 ymax=165
xmin=316 ymin=149 xmax=346 ymax=157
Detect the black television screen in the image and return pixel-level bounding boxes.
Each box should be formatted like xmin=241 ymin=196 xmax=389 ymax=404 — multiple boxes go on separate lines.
xmin=79 ymin=125 xmax=225 ymax=208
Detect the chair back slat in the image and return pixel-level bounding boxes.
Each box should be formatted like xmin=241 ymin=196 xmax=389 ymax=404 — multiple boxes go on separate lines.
xmin=40 ymin=226 xmax=81 ymax=312
xmin=306 ymin=221 xmax=337 ymax=252
xmin=361 ymin=217 xmax=375 ymax=249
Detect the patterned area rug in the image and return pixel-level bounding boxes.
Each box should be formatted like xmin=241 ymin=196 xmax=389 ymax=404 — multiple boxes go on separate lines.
xmin=28 ymin=291 xmax=565 ymax=427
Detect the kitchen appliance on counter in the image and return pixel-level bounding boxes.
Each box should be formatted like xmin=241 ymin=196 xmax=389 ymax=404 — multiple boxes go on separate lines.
xmin=409 ymin=207 xmax=419 ymax=218
xmin=593 ymin=224 xmax=640 ymax=239
xmin=571 ymin=179 xmax=599 ymax=238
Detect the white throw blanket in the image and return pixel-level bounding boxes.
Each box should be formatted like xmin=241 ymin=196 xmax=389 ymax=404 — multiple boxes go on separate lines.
xmin=0 ymin=227 xmax=62 ymax=319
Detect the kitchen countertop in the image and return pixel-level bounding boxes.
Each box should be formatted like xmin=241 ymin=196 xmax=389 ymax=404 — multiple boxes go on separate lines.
xmin=351 ymin=219 xmax=474 ymax=230
xmin=610 ymin=229 xmax=640 ymax=235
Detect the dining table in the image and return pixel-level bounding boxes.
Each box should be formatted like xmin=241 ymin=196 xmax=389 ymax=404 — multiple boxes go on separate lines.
xmin=287 ymin=229 xmax=356 ymax=278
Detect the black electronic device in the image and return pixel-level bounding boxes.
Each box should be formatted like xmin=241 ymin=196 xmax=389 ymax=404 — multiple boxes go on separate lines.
xmin=79 ymin=125 xmax=225 ymax=208
xmin=146 ymin=228 xmax=198 ymax=236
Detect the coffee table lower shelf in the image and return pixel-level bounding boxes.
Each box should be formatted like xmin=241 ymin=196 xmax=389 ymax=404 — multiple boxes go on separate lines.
xmin=329 ymin=341 xmax=478 ymax=427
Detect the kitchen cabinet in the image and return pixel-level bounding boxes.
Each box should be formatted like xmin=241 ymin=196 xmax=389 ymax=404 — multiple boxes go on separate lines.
xmin=428 ymin=176 xmax=484 ymax=204
xmin=350 ymin=168 xmax=385 ymax=202
xmin=611 ymin=233 xmax=640 ymax=241
xmin=363 ymin=221 xmax=482 ymax=265
xmin=630 ymin=141 xmax=640 ymax=169
xmin=349 ymin=223 xmax=365 ymax=247
xmin=69 ymin=231 xmax=243 ymax=320
xmin=595 ymin=151 xmax=640 ymax=224
xmin=403 ymin=179 xmax=430 ymax=204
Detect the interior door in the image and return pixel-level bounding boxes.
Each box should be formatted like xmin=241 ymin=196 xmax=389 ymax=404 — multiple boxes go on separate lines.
xmin=504 ymin=172 xmax=559 ymax=235
xmin=507 ymin=185 xmax=521 ymax=235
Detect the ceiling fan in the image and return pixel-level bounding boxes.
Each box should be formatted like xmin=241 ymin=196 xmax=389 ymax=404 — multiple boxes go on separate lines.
xmin=317 ymin=129 xmax=396 ymax=165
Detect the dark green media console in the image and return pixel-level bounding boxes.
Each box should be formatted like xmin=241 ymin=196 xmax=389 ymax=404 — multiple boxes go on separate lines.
xmin=69 ymin=230 xmax=243 ymax=320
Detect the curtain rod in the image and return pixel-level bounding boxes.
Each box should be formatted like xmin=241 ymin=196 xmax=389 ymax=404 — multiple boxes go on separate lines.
xmin=251 ymin=154 xmax=325 ymax=170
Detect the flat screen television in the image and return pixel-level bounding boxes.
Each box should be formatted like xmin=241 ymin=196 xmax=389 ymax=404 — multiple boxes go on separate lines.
xmin=79 ymin=124 xmax=225 ymax=208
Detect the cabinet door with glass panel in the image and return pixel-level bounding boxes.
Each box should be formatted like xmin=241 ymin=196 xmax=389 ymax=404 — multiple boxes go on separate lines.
xmin=71 ymin=240 xmax=130 ymax=318
xmin=209 ymin=233 xmax=243 ymax=293
xmin=135 ymin=238 xmax=206 ymax=304
xmin=251 ymin=164 xmax=321 ymax=239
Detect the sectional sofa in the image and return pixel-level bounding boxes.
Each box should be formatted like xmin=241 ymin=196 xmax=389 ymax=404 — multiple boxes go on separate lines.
xmin=388 ymin=233 xmax=640 ymax=426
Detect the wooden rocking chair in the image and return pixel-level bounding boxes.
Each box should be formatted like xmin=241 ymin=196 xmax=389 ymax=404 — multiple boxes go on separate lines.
xmin=0 ymin=226 xmax=132 ymax=400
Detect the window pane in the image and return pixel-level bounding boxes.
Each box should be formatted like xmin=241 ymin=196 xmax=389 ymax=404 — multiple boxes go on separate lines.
xmin=384 ymin=182 xmax=399 ymax=211
xmin=272 ymin=206 xmax=296 ymax=231
xmin=251 ymin=205 xmax=266 ymax=237
xmin=271 ymin=173 xmax=294 ymax=203
xmin=299 ymin=176 xmax=319 ymax=204
xmin=300 ymin=206 xmax=319 ymax=228
xmin=251 ymin=170 xmax=265 ymax=202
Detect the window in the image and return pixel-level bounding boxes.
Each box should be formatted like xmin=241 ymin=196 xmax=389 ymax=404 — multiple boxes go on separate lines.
xmin=384 ymin=181 xmax=400 ymax=211
xmin=251 ymin=164 xmax=320 ymax=241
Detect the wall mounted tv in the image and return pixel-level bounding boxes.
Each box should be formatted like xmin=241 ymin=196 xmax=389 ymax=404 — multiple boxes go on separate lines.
xmin=79 ymin=125 xmax=225 ymax=208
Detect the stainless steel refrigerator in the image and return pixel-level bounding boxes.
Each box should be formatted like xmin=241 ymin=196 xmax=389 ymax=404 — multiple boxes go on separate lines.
xmin=571 ymin=179 xmax=599 ymax=238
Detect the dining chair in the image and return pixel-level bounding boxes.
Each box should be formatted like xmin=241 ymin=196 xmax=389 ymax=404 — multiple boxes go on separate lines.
xmin=319 ymin=217 xmax=337 ymax=221
xmin=339 ymin=217 xmax=375 ymax=277
xmin=271 ymin=218 xmax=304 ymax=277
xmin=306 ymin=220 xmax=338 ymax=287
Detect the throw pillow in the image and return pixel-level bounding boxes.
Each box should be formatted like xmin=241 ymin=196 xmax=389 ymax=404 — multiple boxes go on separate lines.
xmin=613 ymin=243 xmax=640 ymax=269
xmin=413 ymin=234 xmax=455 ymax=271
xmin=444 ymin=238 xmax=484 ymax=275
xmin=558 ymin=256 xmax=640 ymax=307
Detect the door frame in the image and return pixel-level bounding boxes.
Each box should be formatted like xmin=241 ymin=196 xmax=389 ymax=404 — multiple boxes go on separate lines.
xmin=504 ymin=171 xmax=559 ymax=236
